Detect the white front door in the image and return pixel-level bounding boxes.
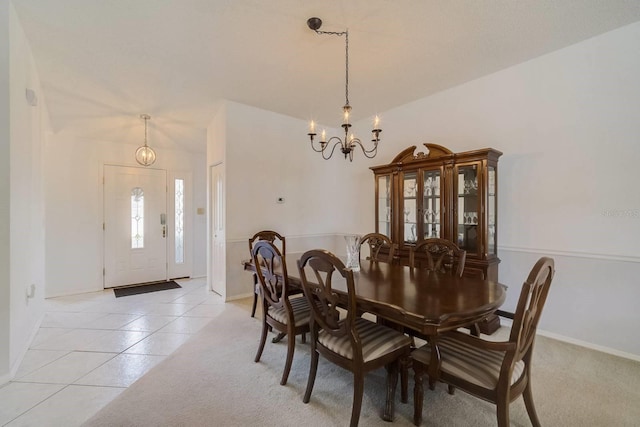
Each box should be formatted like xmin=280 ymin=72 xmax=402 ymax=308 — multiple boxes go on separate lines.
xmin=104 ymin=165 xmax=167 ymax=288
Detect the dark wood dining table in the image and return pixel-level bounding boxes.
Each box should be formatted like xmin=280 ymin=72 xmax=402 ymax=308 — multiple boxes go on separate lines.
xmin=243 ymin=253 xmax=506 ymax=421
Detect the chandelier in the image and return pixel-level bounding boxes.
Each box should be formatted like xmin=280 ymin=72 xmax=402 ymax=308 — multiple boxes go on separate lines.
xmin=135 ymin=114 xmax=156 ymax=167
xmin=306 ymin=17 xmax=381 ymax=161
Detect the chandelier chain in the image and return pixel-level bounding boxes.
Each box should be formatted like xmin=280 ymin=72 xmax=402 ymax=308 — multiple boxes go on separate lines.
xmin=144 ymin=117 xmax=148 ymax=147
xmin=314 ymin=29 xmax=349 ymax=106
xmin=345 ymin=31 xmax=349 ymax=106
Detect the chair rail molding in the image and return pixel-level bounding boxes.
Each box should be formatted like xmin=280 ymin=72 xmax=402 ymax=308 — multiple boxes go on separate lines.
xmin=498 ymin=245 xmax=640 ymax=264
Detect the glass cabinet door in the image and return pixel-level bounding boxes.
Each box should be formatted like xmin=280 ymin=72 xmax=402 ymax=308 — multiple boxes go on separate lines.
xmin=402 ymin=172 xmax=418 ymax=244
xmin=422 ymin=170 xmax=441 ymax=239
xmin=457 ymin=164 xmax=479 ymax=253
xmin=487 ymin=166 xmax=497 ymax=255
xmin=377 ymin=175 xmax=392 ymax=238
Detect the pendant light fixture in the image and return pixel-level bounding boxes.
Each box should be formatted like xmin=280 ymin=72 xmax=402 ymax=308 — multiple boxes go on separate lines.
xmin=135 ymin=114 xmax=156 ymax=166
xmin=306 ymin=17 xmax=381 ymax=161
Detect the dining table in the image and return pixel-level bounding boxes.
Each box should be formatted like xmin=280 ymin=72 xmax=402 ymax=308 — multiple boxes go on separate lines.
xmin=243 ymin=252 xmax=506 ymax=422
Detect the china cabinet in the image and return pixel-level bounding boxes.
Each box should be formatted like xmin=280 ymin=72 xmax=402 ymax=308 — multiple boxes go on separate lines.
xmin=371 ymin=143 xmax=502 ymax=332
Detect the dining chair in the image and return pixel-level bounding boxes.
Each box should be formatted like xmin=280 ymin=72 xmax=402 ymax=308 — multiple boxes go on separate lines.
xmin=400 ymin=237 xmax=468 ymax=399
xmin=410 ymin=257 xmax=555 ymax=426
xmin=297 ymin=249 xmax=412 ymax=427
xmin=360 ymin=232 xmax=396 ymax=264
xmin=248 ymin=230 xmax=286 ymax=317
xmin=408 ymin=237 xmax=466 ymax=277
xmin=251 ymin=240 xmax=310 ymax=386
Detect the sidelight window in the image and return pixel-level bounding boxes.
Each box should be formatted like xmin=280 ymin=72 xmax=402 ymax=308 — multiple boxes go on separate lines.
xmin=175 ymin=178 xmax=184 ymax=264
xmin=131 ymin=187 xmax=145 ymax=249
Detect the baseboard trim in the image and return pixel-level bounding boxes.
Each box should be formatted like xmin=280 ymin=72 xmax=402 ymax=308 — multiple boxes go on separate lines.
xmin=501 ymin=318 xmax=640 ymax=362
xmin=225 ymin=292 xmax=253 ymax=302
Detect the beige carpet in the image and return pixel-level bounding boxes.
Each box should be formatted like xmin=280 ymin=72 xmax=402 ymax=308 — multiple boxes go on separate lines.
xmin=84 ymin=300 xmax=640 ymax=426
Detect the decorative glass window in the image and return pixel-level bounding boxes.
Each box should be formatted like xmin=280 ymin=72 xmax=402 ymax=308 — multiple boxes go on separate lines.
xmin=175 ymin=179 xmax=184 ymax=264
xmin=131 ymin=187 xmax=144 ymax=249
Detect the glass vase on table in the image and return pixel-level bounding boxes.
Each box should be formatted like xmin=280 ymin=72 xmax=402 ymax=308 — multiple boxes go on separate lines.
xmin=344 ymin=234 xmax=361 ymax=272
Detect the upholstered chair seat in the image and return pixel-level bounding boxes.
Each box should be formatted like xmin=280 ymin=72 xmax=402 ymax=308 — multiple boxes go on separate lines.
xmin=411 ymin=335 xmax=525 ymax=389
xmin=267 ymin=295 xmax=311 ymax=326
xmin=319 ymin=317 xmax=411 ymax=363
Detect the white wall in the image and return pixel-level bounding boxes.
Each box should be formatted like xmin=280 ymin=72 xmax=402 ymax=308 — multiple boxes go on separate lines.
xmin=217 ymin=100 xmax=378 ymax=300
xmin=352 ymin=22 xmax=640 ymax=358
xmin=0 ymin=3 xmax=49 ymax=383
xmin=44 ymin=133 xmax=207 ymax=297
xmin=0 ymin=0 xmax=11 ymax=383
xmin=192 ymin=163 xmax=207 ymax=278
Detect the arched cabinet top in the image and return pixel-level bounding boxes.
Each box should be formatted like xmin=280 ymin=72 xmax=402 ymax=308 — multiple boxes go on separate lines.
xmin=390 ymin=143 xmax=454 ymax=163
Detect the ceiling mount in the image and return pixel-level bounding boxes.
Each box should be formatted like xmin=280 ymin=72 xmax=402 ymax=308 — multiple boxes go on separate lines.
xmin=306 ymin=17 xmax=322 ymax=31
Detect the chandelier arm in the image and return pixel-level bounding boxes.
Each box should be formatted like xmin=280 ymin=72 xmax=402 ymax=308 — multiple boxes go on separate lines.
xmin=350 ymin=138 xmax=379 ymax=159
xmin=322 ymin=137 xmax=345 ymax=160
xmin=309 ymin=136 xmax=325 ymax=153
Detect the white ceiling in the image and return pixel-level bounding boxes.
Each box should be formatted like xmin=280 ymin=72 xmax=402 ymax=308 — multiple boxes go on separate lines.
xmin=12 ymin=0 xmax=640 ymax=153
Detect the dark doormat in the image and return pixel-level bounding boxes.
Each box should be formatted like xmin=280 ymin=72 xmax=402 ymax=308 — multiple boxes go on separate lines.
xmin=113 ymin=280 xmax=181 ymax=298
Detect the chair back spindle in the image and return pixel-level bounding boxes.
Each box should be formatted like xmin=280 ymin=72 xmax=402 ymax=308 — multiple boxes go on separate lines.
xmin=410 ymin=238 xmax=466 ymax=277
xmin=251 ymin=241 xmax=289 ymax=311
xmin=360 ymin=233 xmax=395 ymax=264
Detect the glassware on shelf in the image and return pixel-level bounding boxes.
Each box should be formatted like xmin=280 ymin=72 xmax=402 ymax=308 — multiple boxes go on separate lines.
xmin=462 ymin=212 xmax=478 ymax=225
xmin=404 ymin=208 xmax=410 ymax=223
xmin=405 ymin=181 xmax=417 ymax=197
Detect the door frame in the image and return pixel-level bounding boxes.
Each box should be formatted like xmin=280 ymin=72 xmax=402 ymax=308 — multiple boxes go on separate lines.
xmin=102 ymin=164 xmax=194 ymax=288
xmin=208 ymin=162 xmax=225 ymax=297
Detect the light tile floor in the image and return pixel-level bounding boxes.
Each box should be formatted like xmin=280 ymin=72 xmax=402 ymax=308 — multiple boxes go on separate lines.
xmin=0 ymin=277 xmax=224 ymax=427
